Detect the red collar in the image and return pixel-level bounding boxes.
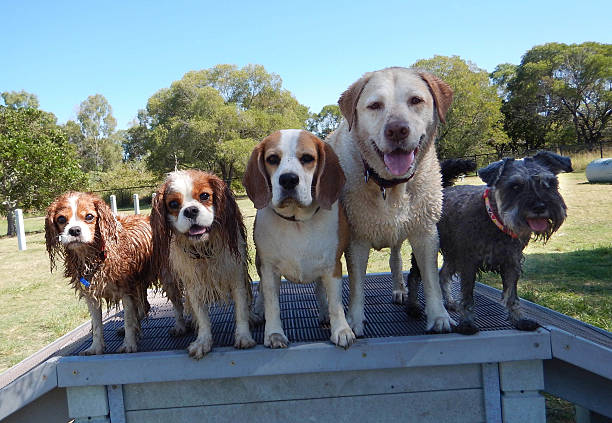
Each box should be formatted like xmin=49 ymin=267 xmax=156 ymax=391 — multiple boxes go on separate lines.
xmin=483 ymin=189 xmax=518 ymax=239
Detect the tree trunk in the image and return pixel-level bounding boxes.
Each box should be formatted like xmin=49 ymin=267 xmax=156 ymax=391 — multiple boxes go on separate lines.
xmin=6 ymin=208 xmax=16 ymax=237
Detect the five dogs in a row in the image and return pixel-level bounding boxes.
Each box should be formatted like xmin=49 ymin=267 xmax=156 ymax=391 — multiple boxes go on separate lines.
xmin=44 ymin=67 xmax=572 ymax=358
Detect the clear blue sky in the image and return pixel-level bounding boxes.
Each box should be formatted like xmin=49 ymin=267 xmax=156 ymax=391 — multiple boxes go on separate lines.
xmin=2 ymin=0 xmax=611 ymax=130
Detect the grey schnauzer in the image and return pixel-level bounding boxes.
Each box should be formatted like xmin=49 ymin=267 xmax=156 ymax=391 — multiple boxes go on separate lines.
xmin=407 ymin=151 xmax=572 ymax=334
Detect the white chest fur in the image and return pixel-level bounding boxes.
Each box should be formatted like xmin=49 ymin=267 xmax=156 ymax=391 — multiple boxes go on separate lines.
xmin=254 ymin=204 xmax=340 ymax=283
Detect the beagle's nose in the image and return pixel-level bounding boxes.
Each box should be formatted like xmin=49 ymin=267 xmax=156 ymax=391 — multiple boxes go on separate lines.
xmin=279 ymin=173 xmax=299 ymax=190
xmin=183 ymin=206 xmax=199 ymax=219
xmin=68 ymin=227 xmax=81 ymax=237
xmin=384 ymin=120 xmax=410 ymax=143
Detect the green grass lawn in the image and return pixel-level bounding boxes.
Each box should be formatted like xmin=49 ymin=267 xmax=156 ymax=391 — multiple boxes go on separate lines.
xmin=0 ymin=171 xmax=610 ymax=374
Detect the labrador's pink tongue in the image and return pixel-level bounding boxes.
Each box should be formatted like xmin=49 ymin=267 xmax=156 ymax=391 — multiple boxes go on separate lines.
xmin=527 ymin=218 xmax=548 ymax=233
xmin=384 ymin=149 xmax=414 ymax=176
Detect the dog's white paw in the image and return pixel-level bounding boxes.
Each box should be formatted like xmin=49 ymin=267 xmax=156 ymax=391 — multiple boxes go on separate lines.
xmin=331 ymin=326 xmax=356 ymax=349
xmin=426 ymin=311 xmax=455 ymax=333
xmin=392 ymin=289 xmax=409 ymax=304
xmin=80 ymin=342 xmax=105 ymax=355
xmin=234 ymin=333 xmax=256 ymax=349
xmin=118 ymin=340 xmax=138 ymax=354
xmin=187 ymin=337 xmax=213 ymax=359
xmin=264 ymin=332 xmax=289 ymax=348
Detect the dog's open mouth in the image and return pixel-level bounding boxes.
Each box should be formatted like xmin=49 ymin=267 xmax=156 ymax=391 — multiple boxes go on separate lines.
xmin=188 ymin=225 xmax=210 ymax=237
xmin=526 ymin=218 xmax=549 ymax=233
xmin=372 ymin=142 xmax=418 ymax=176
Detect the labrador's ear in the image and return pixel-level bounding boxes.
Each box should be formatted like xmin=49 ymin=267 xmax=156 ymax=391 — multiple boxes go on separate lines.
xmin=418 ymin=71 xmax=453 ymax=124
xmin=338 ymin=73 xmax=372 ymax=131
xmin=314 ymin=138 xmax=345 ymax=210
xmin=242 ymin=141 xmax=271 ymax=209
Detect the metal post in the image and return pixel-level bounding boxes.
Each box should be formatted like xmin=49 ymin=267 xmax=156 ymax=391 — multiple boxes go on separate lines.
xmin=109 ymin=195 xmax=117 ymax=216
xmin=15 ymin=209 xmax=26 ymax=251
xmin=133 ymin=194 xmax=140 ymax=215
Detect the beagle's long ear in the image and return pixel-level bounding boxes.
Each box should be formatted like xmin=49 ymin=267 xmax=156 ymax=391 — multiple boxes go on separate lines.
xmin=314 ymin=139 xmax=346 ymax=210
xmin=94 ymin=195 xmax=117 ymax=253
xmin=243 ymin=142 xmax=271 ymax=209
xmin=150 ymin=184 xmax=171 ymax=273
xmin=338 ymin=73 xmax=372 ymax=131
xmin=45 ymin=196 xmax=64 ymax=272
xmin=418 ymin=72 xmax=453 ymax=124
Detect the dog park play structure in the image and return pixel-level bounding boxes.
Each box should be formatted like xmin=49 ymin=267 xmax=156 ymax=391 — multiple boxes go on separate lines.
xmin=1 ymin=274 xmax=611 ymax=423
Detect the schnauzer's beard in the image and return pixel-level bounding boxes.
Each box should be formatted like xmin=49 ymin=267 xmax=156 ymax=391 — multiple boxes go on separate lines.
xmin=496 ymin=190 xmax=567 ymax=242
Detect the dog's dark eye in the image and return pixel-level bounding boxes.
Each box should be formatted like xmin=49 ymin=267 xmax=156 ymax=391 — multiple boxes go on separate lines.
xmin=56 ymin=216 xmax=67 ymax=224
xmin=300 ymin=154 xmax=314 ymax=164
xmin=85 ymin=214 xmax=95 ymax=222
xmin=266 ymin=155 xmax=280 ymax=166
xmin=410 ymin=96 xmax=423 ymax=105
xmin=199 ymin=192 xmax=210 ymax=201
xmin=168 ymin=200 xmax=179 ymax=209
xmin=512 ymin=183 xmax=522 ymax=191
xmin=367 ymin=102 xmax=383 ymax=110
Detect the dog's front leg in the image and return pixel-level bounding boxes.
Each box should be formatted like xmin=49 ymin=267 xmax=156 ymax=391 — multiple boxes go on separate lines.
xmin=501 ymin=267 xmax=539 ymax=331
xmin=118 ymin=294 xmax=139 ymax=353
xmin=409 ymin=229 xmax=454 ymax=333
xmin=186 ymin=291 xmax=213 ymax=359
xmin=163 ymin=275 xmax=189 ymax=336
xmin=231 ymin=277 xmax=256 ymax=349
xmin=345 ymin=239 xmax=370 ymax=337
xmin=261 ymin=265 xmax=288 ymax=348
xmin=390 ymin=244 xmax=408 ymax=304
xmin=81 ymin=296 xmax=105 ymax=355
xmin=322 ymin=274 xmax=355 ymax=349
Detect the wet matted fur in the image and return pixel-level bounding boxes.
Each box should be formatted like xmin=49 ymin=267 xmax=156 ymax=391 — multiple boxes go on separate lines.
xmin=407 ymin=152 xmax=572 ymax=334
xmin=325 ymin=67 xmax=455 ymax=335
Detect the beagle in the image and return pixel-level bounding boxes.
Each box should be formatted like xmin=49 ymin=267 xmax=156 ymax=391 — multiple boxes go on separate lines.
xmin=243 ymin=129 xmax=355 ymax=349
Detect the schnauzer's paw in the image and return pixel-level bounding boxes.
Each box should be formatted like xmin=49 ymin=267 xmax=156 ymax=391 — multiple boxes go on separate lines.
xmin=187 ymin=337 xmax=213 ymax=360
xmin=318 ymin=312 xmax=330 ymax=327
xmin=249 ymin=310 xmax=265 ymax=326
xmin=234 ymin=333 xmax=256 ymax=349
xmin=264 ymin=332 xmax=289 ymax=349
xmin=514 ymin=318 xmax=540 ymax=331
xmin=425 ymin=312 xmax=455 ymax=333
xmin=392 ymin=289 xmax=409 ymax=304
xmin=169 ymin=322 xmax=189 ymax=337
xmin=331 ymin=326 xmax=356 ymax=349
xmin=454 ymin=321 xmax=479 ymax=335
xmin=445 ymin=301 xmax=461 ymax=312
xmin=406 ymin=302 xmax=423 ymax=319
xmin=79 ymin=344 xmax=105 ymax=356
xmin=116 ymin=327 xmax=125 ymax=337
xmin=118 ymin=340 xmax=138 ymax=354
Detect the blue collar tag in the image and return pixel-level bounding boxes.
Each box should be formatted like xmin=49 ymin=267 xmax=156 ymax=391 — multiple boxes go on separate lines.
xmin=79 ymin=277 xmax=91 ymax=288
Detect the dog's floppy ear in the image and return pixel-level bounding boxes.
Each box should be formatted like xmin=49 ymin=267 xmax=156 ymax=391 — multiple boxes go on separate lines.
xmin=478 ymin=158 xmax=513 ymax=187
xmin=314 ymin=138 xmax=346 ymax=210
xmin=418 ymin=72 xmax=453 ymax=124
xmin=209 ymin=175 xmax=244 ymax=259
xmin=94 ymin=195 xmax=117 ymax=253
xmin=45 ymin=196 xmax=64 ymax=272
xmin=532 ymin=151 xmax=573 ymax=174
xmin=150 ymin=184 xmax=171 ymax=273
xmin=338 ymin=73 xmax=372 ymax=131
xmin=243 ymin=142 xmax=271 ymax=209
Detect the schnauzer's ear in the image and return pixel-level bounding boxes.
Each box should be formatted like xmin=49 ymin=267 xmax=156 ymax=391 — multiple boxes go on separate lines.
xmin=478 ymin=158 xmax=513 ymax=187
xmin=532 ymin=151 xmax=573 ymax=174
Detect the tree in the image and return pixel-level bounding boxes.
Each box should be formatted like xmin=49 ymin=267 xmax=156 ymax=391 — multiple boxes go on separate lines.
xmin=306 ymin=105 xmax=342 ymax=139
xmin=496 ymin=42 xmax=612 ymax=149
xmin=134 ymin=64 xmax=310 ymax=183
xmin=0 ymin=106 xmax=87 ymax=236
xmin=1 ymin=90 xmax=40 ymax=109
xmin=72 ymin=94 xmax=122 ymax=172
xmin=413 ymin=56 xmax=509 ymax=158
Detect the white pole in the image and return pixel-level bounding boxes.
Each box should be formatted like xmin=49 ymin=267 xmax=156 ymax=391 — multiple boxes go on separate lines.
xmin=109 ymin=195 xmax=117 ymax=215
xmin=133 ymin=194 xmax=140 ymax=215
xmin=15 ymin=209 xmax=26 ymax=251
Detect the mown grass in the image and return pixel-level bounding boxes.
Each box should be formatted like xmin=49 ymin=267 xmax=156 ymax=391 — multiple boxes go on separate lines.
xmin=0 ymin=171 xmax=609 ymax=375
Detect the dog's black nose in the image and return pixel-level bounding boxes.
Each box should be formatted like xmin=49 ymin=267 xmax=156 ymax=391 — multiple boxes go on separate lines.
xmin=384 ymin=120 xmax=410 ymax=143
xmin=532 ymin=202 xmax=547 ymax=214
xmin=68 ymin=227 xmax=81 ymax=237
xmin=183 ymin=206 xmax=199 ymax=219
xmin=279 ymin=173 xmax=299 ymax=190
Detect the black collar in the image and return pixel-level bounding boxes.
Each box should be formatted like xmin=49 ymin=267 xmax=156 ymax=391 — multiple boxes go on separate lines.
xmin=272 ymin=207 xmax=321 ymax=222
xmin=363 ymin=160 xmax=414 ymax=200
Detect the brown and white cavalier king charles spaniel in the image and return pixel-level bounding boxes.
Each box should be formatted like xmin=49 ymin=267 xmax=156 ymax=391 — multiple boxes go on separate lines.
xmin=45 ymin=191 xmax=187 ymax=355
xmin=151 ymin=170 xmax=255 ymax=359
